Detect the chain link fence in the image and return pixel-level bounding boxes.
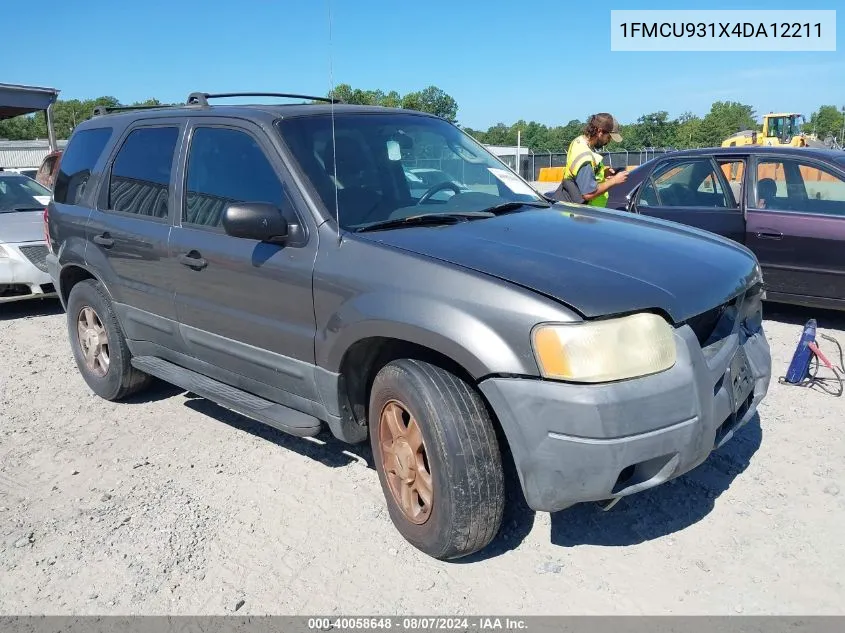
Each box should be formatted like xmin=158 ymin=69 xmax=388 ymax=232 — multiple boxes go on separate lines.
xmin=402 ymin=149 xmax=681 ymax=184
xmin=519 ymin=148 xmax=680 ymax=181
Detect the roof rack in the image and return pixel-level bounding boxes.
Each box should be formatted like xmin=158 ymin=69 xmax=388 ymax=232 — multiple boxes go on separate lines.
xmin=185 ymin=92 xmax=344 ymax=106
xmin=92 ymin=104 xmax=173 ymax=117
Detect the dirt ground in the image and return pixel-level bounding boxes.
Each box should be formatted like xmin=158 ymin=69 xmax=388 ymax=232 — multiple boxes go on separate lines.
xmin=1 ymin=298 xmax=843 ymax=615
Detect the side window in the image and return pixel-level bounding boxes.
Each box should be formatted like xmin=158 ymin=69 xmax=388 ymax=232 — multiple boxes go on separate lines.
xmin=718 ymin=159 xmax=745 ymax=206
xmin=753 ymin=158 xmax=845 ymax=215
xmin=184 ymin=127 xmax=289 ymax=228
xmin=648 ymin=159 xmax=729 ymax=208
xmin=53 ymin=128 xmax=113 ymax=204
xmin=697 ymin=172 xmax=718 ymax=193
xmin=637 ymin=180 xmax=659 ymax=207
xmin=107 ymin=127 xmax=179 ymax=219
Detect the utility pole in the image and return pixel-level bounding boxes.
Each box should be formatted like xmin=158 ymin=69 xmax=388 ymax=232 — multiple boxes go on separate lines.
xmin=841 ymin=105 xmax=844 ymax=146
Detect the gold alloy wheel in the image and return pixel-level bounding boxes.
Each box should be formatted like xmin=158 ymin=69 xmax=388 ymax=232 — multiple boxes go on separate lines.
xmin=378 ymin=399 xmax=434 ymax=524
xmin=76 ymin=306 xmax=110 ymax=377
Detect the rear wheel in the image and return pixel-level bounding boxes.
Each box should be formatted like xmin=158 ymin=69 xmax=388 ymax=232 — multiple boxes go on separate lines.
xmin=66 ymin=279 xmax=152 ymax=401
xmin=369 ymin=359 xmax=505 ymax=560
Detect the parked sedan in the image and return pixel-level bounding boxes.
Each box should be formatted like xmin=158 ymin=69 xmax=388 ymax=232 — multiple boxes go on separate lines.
xmin=0 ymin=172 xmax=57 ymax=304
xmin=607 ymin=146 xmax=845 ymax=311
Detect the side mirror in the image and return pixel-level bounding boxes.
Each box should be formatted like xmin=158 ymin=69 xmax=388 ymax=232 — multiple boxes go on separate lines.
xmin=222 ymin=202 xmax=289 ymax=243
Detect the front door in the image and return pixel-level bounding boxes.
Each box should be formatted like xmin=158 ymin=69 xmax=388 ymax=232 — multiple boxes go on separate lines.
xmin=631 ymin=155 xmax=746 ymax=244
xmin=86 ymin=121 xmax=184 ymax=350
xmin=745 ymin=154 xmax=845 ymax=304
xmin=168 ymin=119 xmax=320 ymax=403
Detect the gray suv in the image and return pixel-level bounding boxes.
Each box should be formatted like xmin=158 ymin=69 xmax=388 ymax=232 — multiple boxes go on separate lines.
xmin=45 ymin=92 xmax=772 ymax=560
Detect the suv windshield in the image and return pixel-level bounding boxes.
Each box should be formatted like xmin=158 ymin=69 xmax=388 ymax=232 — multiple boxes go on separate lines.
xmin=0 ymin=174 xmax=52 ymax=212
xmin=277 ymin=112 xmax=545 ymax=230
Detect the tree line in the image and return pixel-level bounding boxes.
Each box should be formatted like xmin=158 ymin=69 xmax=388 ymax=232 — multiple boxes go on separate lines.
xmin=1 ymin=85 xmax=843 ymax=154
xmin=464 ymin=103 xmax=845 ymax=152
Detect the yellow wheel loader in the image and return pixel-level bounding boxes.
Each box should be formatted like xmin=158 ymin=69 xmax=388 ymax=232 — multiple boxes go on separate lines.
xmin=722 ymin=113 xmax=824 ymax=148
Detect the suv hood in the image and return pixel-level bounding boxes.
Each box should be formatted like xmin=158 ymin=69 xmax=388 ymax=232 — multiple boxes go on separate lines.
xmin=358 ymin=207 xmax=759 ymax=323
xmin=0 ymin=210 xmax=46 ymax=244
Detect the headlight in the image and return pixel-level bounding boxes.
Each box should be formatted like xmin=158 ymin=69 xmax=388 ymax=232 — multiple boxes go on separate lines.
xmin=0 ymin=245 xmax=8 ymax=258
xmin=532 ymin=312 xmax=677 ymax=383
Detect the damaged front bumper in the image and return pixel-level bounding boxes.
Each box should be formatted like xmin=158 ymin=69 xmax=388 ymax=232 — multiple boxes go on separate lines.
xmin=479 ymin=286 xmax=772 ymax=513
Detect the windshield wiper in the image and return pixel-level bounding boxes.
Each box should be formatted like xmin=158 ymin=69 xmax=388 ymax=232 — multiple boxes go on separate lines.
xmin=10 ymin=205 xmax=47 ymax=212
xmin=354 ymin=211 xmax=494 ymax=233
xmin=477 ymin=201 xmax=552 ymax=215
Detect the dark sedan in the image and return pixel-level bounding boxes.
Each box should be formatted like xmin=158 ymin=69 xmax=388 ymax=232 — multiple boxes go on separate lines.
xmin=607 ymin=146 xmax=845 ymax=311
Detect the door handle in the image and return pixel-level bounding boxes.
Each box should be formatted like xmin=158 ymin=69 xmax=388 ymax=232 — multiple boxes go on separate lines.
xmin=755 ymin=230 xmax=783 ymax=240
xmin=178 ymin=252 xmax=208 ymax=270
xmin=92 ymin=233 xmax=114 ymax=248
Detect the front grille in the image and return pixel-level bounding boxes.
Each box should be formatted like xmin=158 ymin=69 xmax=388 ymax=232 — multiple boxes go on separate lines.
xmin=18 ymin=245 xmax=49 ymax=273
xmin=683 ymin=301 xmax=730 ymax=347
xmin=0 ymin=284 xmax=32 ymax=298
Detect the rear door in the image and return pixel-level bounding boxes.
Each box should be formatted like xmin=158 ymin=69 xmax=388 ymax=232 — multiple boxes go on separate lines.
xmin=630 ymin=155 xmax=746 ymax=243
xmin=745 ymin=154 xmax=845 ymax=302
xmin=168 ymin=118 xmax=320 ymax=402
xmin=86 ymin=119 xmax=185 ymax=350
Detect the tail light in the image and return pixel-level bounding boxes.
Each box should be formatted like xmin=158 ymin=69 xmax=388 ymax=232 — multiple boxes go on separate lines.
xmin=43 ymin=206 xmax=53 ymax=254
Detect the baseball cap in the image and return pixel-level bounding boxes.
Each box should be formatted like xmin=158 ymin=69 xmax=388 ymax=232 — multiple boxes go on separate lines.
xmin=605 ymin=115 xmax=623 ymax=142
xmin=593 ymin=113 xmax=623 ymax=142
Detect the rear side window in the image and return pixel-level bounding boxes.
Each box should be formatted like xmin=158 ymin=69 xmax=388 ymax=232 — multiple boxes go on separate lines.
xmin=108 ymin=127 xmax=179 ymax=219
xmin=53 ymin=128 xmax=113 ymax=205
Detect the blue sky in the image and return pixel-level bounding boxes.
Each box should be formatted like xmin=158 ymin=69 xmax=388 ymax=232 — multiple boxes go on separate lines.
xmin=5 ymin=0 xmax=843 ymax=129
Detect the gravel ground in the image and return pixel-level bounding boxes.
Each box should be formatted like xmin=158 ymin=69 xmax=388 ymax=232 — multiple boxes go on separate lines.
xmin=1 ymin=298 xmax=843 ymax=615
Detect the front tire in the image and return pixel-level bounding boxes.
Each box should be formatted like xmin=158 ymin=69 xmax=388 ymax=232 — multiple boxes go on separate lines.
xmin=66 ymin=279 xmax=152 ymax=401
xmin=369 ymin=359 xmax=505 ymax=560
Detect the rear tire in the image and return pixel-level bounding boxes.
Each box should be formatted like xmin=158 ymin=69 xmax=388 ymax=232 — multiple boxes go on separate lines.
xmin=66 ymin=279 xmax=152 ymax=401
xmin=369 ymin=359 xmax=505 ymax=560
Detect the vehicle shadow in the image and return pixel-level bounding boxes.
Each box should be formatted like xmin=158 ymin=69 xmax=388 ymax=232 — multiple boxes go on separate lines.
xmin=0 ymin=298 xmax=63 ymax=321
xmin=462 ymin=413 xmax=762 ymax=560
xmin=550 ymin=413 xmax=763 ymax=547
xmin=765 ymin=302 xmax=845 ymax=331
xmin=120 ymin=380 xmax=188 ymax=404
xmin=182 ymin=395 xmax=373 ymax=469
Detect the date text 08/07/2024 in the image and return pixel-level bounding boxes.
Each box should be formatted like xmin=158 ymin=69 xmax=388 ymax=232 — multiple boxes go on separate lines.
xmin=619 ymin=22 xmax=823 ymax=39
xmin=307 ymin=617 xmax=529 ymax=631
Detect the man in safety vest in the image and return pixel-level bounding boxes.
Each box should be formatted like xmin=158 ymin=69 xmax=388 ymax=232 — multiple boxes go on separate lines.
xmin=561 ymin=113 xmax=628 ymax=207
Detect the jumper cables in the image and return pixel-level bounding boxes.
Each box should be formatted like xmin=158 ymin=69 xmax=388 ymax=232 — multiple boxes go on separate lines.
xmin=779 ymin=318 xmax=844 ymax=397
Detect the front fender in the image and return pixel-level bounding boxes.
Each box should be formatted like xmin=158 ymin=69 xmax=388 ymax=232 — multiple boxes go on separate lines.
xmin=318 ymin=292 xmax=540 ymax=379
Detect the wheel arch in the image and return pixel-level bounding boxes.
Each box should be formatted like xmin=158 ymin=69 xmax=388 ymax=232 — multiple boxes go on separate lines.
xmin=337 ymin=336 xmax=479 ymax=429
xmin=58 ymin=263 xmax=114 ymax=310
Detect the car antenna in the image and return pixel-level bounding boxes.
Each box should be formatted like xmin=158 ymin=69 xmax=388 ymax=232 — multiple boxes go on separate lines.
xmin=327 ymin=0 xmax=341 ymax=246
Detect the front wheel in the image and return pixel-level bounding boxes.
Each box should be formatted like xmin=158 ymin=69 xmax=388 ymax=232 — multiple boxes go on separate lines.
xmin=66 ymin=279 xmax=152 ymax=401
xmin=369 ymin=359 xmax=505 ymax=560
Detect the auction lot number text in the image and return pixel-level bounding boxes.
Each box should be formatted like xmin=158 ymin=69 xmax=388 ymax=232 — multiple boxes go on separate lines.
xmin=308 ymin=617 xmax=528 ymax=630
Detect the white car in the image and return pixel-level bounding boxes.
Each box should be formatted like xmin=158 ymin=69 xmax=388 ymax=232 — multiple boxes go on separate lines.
xmin=2 ymin=167 xmax=40 ymax=180
xmin=0 ymin=172 xmax=57 ymax=304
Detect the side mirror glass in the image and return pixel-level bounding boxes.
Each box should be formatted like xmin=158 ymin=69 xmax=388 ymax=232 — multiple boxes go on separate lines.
xmin=222 ymin=202 xmax=289 ymax=243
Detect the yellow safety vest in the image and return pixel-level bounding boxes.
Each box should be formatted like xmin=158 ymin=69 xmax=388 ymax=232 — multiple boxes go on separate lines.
xmin=563 ymin=135 xmax=609 ymax=207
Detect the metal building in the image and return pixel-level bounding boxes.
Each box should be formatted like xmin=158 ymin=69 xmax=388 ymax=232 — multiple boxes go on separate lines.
xmin=0 ymin=139 xmax=68 ymax=170
xmin=0 ymin=82 xmax=61 ymax=169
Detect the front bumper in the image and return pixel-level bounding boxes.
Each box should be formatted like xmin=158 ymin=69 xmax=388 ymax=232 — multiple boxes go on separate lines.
xmin=479 ymin=294 xmax=772 ymax=513
xmin=0 ymin=242 xmax=57 ymax=304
